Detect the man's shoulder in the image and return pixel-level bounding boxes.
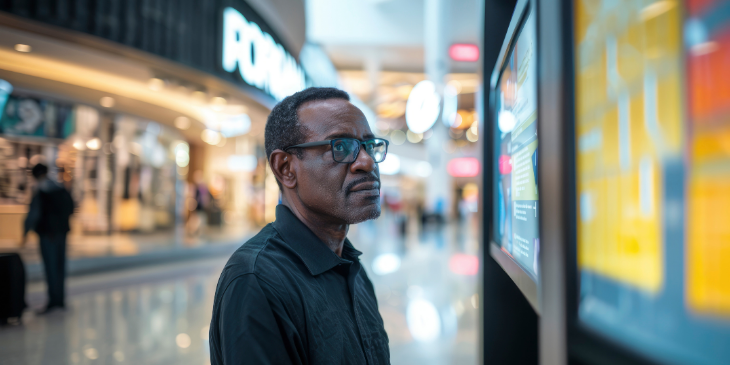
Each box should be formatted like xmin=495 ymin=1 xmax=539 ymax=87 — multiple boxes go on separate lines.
xmin=215 ymin=224 xmax=306 ymax=303
xmin=223 ymin=225 xmax=276 ymax=274
xmin=219 ymin=223 xmax=299 ymax=280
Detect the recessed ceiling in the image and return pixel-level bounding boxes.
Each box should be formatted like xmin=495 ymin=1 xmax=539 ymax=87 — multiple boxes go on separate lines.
xmin=0 ymin=24 xmax=272 ymax=144
xmin=306 ymin=0 xmax=482 ymax=73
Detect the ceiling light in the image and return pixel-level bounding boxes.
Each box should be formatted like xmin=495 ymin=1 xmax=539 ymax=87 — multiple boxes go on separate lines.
xmin=176 ymin=150 xmax=190 ymax=167
xmin=72 ymin=139 xmax=86 ymax=150
xmin=86 ymin=138 xmax=101 ymax=150
xmin=174 ymin=116 xmax=191 ymax=130
xmin=466 ymin=128 xmax=478 ymax=142
xmin=192 ymin=91 xmax=207 ymax=102
xmin=390 ymin=130 xmax=406 ymax=145
xmin=100 ymin=96 xmax=115 ymax=108
xmin=148 ymin=78 xmax=165 ymax=91
xmin=201 ymin=129 xmax=222 ymax=145
xmin=176 ymin=333 xmax=191 ymax=349
xmin=211 ymin=96 xmax=227 ymax=110
xmin=14 ymin=44 xmax=31 ymax=53
xmin=406 ymin=130 xmax=423 ymax=143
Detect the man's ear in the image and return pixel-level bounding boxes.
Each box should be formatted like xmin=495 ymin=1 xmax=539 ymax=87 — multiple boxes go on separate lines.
xmin=269 ymin=150 xmax=297 ymax=189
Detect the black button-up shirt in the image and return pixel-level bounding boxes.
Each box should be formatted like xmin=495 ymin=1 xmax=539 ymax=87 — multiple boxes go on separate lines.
xmin=210 ymin=205 xmax=390 ymax=364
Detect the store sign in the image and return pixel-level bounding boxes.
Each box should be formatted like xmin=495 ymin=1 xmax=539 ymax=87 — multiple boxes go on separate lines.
xmin=449 ymin=44 xmax=480 ymax=62
xmin=0 ymin=79 xmax=12 ymax=113
xmin=447 ymin=157 xmax=481 ymax=177
xmin=222 ymin=7 xmax=307 ymax=101
xmin=405 ymin=80 xmax=441 ymax=134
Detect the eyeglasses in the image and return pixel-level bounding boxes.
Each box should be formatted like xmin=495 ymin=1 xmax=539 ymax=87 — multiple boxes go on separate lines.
xmin=285 ymin=138 xmax=389 ymax=164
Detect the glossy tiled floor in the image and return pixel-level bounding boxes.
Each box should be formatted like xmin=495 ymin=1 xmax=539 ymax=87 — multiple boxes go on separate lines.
xmin=0 ymin=223 xmax=252 ymax=265
xmin=0 ymin=214 xmax=480 ymax=365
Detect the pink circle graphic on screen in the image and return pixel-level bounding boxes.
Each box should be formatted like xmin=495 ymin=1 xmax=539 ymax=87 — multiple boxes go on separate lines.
xmin=498 ymin=155 xmax=512 ymax=174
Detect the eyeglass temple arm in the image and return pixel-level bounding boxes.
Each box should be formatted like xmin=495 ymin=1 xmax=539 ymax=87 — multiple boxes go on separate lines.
xmin=285 ymin=140 xmax=332 ymax=150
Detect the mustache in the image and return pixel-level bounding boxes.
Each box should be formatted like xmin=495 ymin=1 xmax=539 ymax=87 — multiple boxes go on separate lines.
xmin=345 ymin=175 xmax=381 ymax=194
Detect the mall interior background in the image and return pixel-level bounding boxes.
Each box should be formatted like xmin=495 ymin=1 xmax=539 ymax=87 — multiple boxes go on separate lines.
xmin=0 ymin=0 xmax=485 ymax=364
xmin=0 ymin=0 xmax=482 ymax=262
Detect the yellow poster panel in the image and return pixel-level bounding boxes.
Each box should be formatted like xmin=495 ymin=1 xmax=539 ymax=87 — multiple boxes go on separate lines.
xmin=574 ymin=0 xmax=683 ymax=292
xmin=687 ymin=127 xmax=730 ymax=315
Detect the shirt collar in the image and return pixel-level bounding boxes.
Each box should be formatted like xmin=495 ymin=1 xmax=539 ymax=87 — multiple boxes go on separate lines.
xmin=272 ymin=205 xmax=362 ymax=276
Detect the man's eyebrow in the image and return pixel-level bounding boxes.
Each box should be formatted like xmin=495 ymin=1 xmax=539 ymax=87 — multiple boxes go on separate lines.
xmin=324 ymin=132 xmax=376 ymax=140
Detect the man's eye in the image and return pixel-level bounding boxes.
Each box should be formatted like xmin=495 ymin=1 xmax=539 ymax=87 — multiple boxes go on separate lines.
xmin=334 ymin=144 xmax=345 ymax=151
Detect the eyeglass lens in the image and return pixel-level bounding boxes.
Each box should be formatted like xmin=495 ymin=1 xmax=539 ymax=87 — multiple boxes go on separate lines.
xmin=332 ymin=139 xmax=387 ymax=163
xmin=363 ymin=139 xmax=387 ymax=163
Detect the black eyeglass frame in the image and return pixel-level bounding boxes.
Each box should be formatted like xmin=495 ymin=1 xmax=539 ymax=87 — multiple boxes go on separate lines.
xmin=284 ymin=138 xmax=390 ymax=164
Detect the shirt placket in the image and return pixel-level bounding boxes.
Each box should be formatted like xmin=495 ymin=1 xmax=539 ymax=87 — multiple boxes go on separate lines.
xmin=345 ymin=259 xmax=374 ymax=364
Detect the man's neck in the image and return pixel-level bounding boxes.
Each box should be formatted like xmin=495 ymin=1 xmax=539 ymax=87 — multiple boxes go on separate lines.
xmin=281 ymin=198 xmax=348 ymax=257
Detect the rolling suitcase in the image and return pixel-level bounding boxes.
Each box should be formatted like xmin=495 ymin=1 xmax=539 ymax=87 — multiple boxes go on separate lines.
xmin=0 ymin=253 xmax=26 ymax=324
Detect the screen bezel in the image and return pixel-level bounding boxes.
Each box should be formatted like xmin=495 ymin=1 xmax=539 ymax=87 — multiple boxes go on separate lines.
xmin=488 ymin=0 xmax=540 ymax=314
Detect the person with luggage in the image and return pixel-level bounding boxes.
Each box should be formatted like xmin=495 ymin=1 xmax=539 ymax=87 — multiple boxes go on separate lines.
xmin=21 ymin=163 xmax=74 ymax=314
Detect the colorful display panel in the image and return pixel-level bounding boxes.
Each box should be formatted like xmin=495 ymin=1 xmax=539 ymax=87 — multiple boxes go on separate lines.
xmin=686 ymin=0 xmax=730 ymax=318
xmin=493 ymin=10 xmax=539 ymax=279
xmin=575 ymin=0 xmax=730 ymax=364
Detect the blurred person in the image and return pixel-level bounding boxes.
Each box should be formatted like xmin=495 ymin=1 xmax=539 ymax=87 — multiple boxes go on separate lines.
xmin=21 ymin=163 xmax=74 ymax=314
xmin=210 ymin=88 xmax=390 ymax=364
xmin=187 ymin=170 xmax=211 ymax=235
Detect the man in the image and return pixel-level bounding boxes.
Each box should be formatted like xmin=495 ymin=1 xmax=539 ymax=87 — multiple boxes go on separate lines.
xmin=22 ymin=163 xmax=74 ymax=314
xmin=210 ymin=88 xmax=390 ymax=364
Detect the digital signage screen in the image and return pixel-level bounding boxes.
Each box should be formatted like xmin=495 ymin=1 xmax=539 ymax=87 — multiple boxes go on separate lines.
xmin=573 ymin=0 xmax=730 ymax=363
xmin=492 ymin=8 xmax=539 ymax=283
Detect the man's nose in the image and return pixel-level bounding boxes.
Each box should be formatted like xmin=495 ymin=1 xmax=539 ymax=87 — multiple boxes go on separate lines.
xmin=349 ymin=146 xmax=377 ymax=174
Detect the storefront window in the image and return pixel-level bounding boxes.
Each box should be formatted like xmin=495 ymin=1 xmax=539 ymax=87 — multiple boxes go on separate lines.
xmin=0 ymin=91 xmax=186 ymax=236
xmin=112 ymin=116 xmax=184 ymax=233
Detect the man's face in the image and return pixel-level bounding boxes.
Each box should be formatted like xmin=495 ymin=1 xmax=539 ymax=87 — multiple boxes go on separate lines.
xmin=293 ymin=98 xmax=381 ymax=224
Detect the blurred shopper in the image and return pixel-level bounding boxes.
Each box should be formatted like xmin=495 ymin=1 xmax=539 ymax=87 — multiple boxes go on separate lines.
xmin=210 ymin=88 xmax=390 ymax=364
xmin=187 ymin=170 xmax=211 ymax=236
xmin=22 ymin=163 xmax=74 ymax=314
